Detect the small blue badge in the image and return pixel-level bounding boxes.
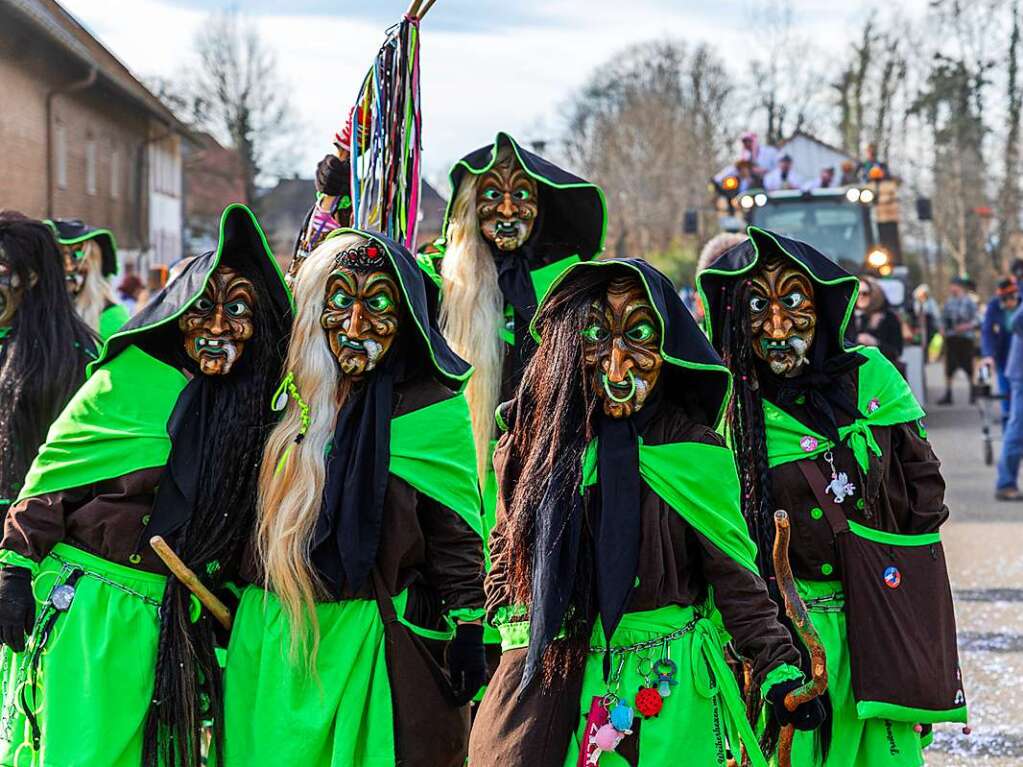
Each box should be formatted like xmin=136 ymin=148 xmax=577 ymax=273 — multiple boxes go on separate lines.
xmin=883 ymin=566 xmax=901 ymax=589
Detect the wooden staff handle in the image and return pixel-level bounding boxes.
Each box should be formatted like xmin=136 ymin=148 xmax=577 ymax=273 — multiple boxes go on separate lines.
xmin=772 ymin=510 xmax=828 ymax=767
xmin=150 ymin=535 xmax=233 ymax=631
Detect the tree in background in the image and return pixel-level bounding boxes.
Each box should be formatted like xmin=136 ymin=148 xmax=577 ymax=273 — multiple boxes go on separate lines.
xmin=150 ymin=11 xmax=300 ymax=210
xmin=744 ymin=1 xmax=828 ymax=145
xmin=561 ymin=40 xmax=733 ymax=284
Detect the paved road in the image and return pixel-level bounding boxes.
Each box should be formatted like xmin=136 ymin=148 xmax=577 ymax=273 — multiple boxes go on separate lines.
xmin=916 ymin=366 xmax=1022 ymax=767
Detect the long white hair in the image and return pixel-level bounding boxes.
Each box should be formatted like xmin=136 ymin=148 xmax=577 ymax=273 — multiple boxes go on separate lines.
xmin=256 ymin=232 xmax=364 ymax=663
xmin=440 ymin=173 xmax=504 ymax=480
xmin=74 ymin=240 xmax=118 ymax=332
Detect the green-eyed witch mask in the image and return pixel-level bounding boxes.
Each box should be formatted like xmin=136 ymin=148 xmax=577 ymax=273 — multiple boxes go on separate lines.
xmin=583 ymin=275 xmax=663 ymax=418
xmin=320 ymin=243 xmax=402 ymax=379
xmin=476 ymin=153 xmax=539 ymax=251
xmin=750 ymin=256 xmax=816 ymax=376
xmin=178 ymin=265 xmax=255 ymax=376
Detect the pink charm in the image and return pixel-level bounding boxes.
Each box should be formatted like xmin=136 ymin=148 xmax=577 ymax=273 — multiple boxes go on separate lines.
xmin=595 ymin=724 xmax=622 ymax=751
xmin=868 ymin=397 xmax=880 ymax=413
xmin=578 ymin=697 xmax=610 ymax=767
xmin=800 ymin=435 xmax=818 ymax=452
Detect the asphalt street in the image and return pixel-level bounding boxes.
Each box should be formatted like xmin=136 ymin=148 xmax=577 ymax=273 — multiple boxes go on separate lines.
xmin=915 ymin=365 xmax=1022 ymax=767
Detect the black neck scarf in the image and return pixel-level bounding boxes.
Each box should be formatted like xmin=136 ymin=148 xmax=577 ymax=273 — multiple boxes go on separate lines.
xmin=312 ymin=354 xmax=405 ymax=598
xmin=146 ymin=374 xmax=209 ymax=542
xmin=520 ymin=390 xmax=661 ymax=693
xmin=771 ymin=351 xmax=865 ymax=444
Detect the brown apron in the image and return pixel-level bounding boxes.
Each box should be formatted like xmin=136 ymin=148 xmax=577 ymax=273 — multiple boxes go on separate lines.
xmin=795 ymin=460 xmax=967 ymax=723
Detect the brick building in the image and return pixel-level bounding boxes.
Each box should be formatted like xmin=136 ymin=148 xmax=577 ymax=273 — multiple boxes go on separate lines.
xmin=0 ymin=0 xmax=191 ymax=267
xmin=183 ymin=132 xmax=246 ymax=257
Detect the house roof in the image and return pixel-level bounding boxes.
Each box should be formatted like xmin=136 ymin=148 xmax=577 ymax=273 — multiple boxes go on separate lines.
xmin=4 ymin=0 xmax=190 ymax=134
xmin=778 ymin=130 xmax=852 ymax=160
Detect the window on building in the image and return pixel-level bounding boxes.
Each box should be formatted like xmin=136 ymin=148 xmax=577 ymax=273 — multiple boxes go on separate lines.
xmin=85 ymin=138 xmax=97 ymax=196
xmin=55 ymin=122 xmax=68 ymax=190
xmin=111 ymin=147 xmax=120 ymax=200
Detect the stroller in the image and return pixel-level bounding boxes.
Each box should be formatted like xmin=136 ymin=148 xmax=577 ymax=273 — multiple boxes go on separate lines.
xmin=975 ymin=361 xmax=1005 ymax=465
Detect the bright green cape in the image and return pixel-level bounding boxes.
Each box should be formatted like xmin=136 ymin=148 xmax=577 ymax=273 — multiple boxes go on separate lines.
xmin=390 ymin=392 xmax=483 ymax=538
xmin=20 ymin=203 xmax=289 ymax=503
xmin=762 ymin=346 xmax=925 ymax=470
xmin=581 ymin=438 xmax=758 ymax=574
xmin=17 ymin=346 xmax=186 ymax=502
xmin=99 ymin=303 xmax=130 ymax=341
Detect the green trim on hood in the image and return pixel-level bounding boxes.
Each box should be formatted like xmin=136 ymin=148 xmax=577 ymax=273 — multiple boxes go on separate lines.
xmin=46 ymin=224 xmax=118 ymax=252
xmin=441 ymin=131 xmax=608 ymax=255
xmin=325 ymin=227 xmax=473 ymax=392
xmin=530 ymin=258 xmax=734 ymax=428
xmin=696 ymin=225 xmax=861 ymax=350
xmin=89 ymin=203 xmax=291 ymax=377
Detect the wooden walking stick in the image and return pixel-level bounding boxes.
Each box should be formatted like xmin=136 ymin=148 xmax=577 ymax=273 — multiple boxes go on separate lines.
xmin=772 ymin=510 xmax=828 ymax=767
xmin=150 ymin=535 xmax=233 ymax=631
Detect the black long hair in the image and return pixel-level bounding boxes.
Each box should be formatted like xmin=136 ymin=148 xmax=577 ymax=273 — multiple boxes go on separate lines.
xmin=716 ymin=276 xmax=832 ymax=760
xmin=0 ymin=212 xmax=95 ymax=503
xmin=505 ymin=269 xmax=607 ymax=685
xmin=142 ymin=271 xmax=290 ymax=767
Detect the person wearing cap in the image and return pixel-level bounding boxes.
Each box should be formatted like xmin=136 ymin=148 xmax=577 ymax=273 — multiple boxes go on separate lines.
xmin=48 ymin=219 xmax=129 ymax=340
xmin=981 ymin=277 xmax=1020 ymax=427
xmin=939 ymin=276 xmax=979 ymax=405
xmin=763 ymin=154 xmax=803 ymax=191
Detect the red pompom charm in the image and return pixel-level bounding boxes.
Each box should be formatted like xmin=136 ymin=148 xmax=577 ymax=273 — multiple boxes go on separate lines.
xmin=635 ymin=687 xmax=663 ymax=718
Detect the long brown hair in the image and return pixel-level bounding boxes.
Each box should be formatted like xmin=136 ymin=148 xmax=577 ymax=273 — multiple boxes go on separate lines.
xmin=504 ymin=269 xmax=608 ymax=682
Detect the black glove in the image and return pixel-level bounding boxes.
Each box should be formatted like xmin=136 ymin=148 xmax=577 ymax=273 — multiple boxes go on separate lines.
xmin=767 ymin=678 xmax=826 ymax=731
xmin=447 ymin=622 xmax=487 ymax=706
xmin=315 ymin=154 xmax=350 ymax=197
xmin=0 ymin=567 xmax=35 ymax=652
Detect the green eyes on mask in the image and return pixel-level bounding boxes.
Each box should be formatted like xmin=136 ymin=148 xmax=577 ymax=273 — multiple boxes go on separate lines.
xmin=581 ymin=321 xmax=656 ymax=344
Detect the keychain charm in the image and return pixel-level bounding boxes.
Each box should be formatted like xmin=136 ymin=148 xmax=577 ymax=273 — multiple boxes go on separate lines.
xmin=822 ymin=450 xmax=856 ymax=503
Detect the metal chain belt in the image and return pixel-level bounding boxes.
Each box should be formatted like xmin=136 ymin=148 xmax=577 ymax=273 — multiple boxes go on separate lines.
xmin=48 ymin=556 xmax=161 ymax=608
xmin=589 ymin=616 xmax=700 ymax=655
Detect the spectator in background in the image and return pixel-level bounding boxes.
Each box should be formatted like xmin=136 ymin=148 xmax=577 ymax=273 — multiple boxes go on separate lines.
xmin=908 ymin=283 xmax=941 ymax=351
xmin=995 ymin=295 xmax=1023 ymax=500
xmin=117 ymin=264 xmax=144 ymax=315
xmin=939 ymin=276 xmax=979 ymax=405
xmin=739 ymin=130 xmax=778 ymax=175
xmin=859 ymin=142 xmax=891 ymax=181
xmin=763 ymin=154 xmax=802 ymax=191
xmin=839 ymin=159 xmax=859 ymax=186
xmin=856 ymin=276 xmax=904 ymax=364
xmin=806 ymin=165 xmax=836 ymax=190
xmin=981 ymin=277 xmax=1020 ymax=426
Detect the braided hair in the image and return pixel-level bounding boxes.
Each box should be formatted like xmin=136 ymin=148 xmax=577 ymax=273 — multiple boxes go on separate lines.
xmin=142 ymin=269 xmax=289 ymax=767
xmin=717 ymin=275 xmax=833 ymax=761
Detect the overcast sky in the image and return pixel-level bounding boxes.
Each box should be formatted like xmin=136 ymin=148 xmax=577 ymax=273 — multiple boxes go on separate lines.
xmin=59 ymin=0 xmax=930 ymax=186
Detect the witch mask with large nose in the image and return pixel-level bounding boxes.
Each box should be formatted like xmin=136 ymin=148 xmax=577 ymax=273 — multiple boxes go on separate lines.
xmin=320 ymin=243 xmax=401 ymax=380
xmin=749 ymin=255 xmax=817 ymax=376
xmin=583 ymin=276 xmax=663 ymax=418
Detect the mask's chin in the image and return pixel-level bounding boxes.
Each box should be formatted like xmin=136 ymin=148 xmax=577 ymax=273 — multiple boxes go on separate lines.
xmin=486 ymin=220 xmax=528 ymax=251
xmin=192 ymin=337 xmax=240 ymax=375
xmin=761 ymin=336 xmax=810 ymax=376
xmin=594 ymin=371 xmax=653 ymax=419
xmin=334 ymin=334 xmax=386 ymax=377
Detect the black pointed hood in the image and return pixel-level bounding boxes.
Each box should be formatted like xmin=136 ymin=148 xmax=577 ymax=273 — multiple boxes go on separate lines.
xmin=534 ymin=257 xmax=732 ymax=427
xmin=47 ymin=219 xmax=119 ymax=277
xmin=324 ymin=227 xmax=473 ymax=392
xmin=697 ymin=226 xmax=861 ymax=362
xmin=441 ymin=131 xmax=607 ymax=262
xmin=90 ymin=204 xmax=292 ymax=374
